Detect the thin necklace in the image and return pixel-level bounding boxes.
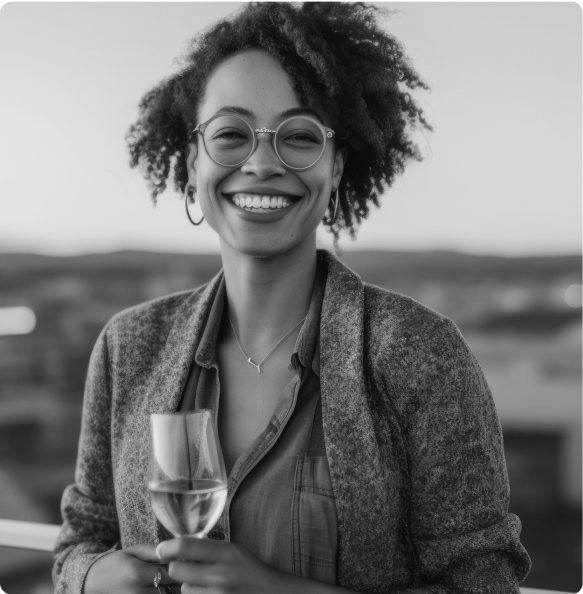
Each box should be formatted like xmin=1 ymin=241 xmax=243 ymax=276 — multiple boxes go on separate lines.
xmin=228 ymin=313 xmax=307 ymax=374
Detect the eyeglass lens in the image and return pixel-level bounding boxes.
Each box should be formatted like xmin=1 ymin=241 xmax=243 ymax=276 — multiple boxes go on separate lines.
xmin=202 ymin=116 xmax=327 ymax=169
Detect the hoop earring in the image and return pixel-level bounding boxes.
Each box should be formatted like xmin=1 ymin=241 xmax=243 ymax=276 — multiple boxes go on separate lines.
xmin=184 ymin=185 xmax=204 ymax=226
xmin=323 ymin=189 xmax=340 ymax=225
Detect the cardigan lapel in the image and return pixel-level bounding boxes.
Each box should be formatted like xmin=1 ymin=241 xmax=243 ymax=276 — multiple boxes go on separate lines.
xmin=149 ymin=270 xmax=225 ymax=415
xmin=319 ymin=251 xmax=389 ymax=591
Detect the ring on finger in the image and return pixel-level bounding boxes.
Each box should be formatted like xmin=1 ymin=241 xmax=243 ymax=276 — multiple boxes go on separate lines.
xmin=154 ymin=567 xmax=162 ymax=588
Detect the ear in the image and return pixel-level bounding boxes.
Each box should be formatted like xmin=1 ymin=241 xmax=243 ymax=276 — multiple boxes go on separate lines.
xmin=332 ymin=146 xmax=348 ymax=190
xmin=185 ymin=141 xmax=198 ymax=186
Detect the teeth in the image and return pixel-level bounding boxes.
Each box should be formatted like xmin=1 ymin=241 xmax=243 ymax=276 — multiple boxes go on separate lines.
xmin=229 ymin=193 xmax=295 ymax=211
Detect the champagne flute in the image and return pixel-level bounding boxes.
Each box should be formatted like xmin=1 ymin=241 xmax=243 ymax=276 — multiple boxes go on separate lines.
xmin=148 ymin=410 xmax=227 ymax=538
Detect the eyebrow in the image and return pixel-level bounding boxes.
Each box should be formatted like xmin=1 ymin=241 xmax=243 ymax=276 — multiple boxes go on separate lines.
xmin=280 ymin=107 xmax=324 ymax=123
xmin=213 ymin=106 xmax=325 ymax=124
xmin=215 ymin=106 xmax=254 ymax=118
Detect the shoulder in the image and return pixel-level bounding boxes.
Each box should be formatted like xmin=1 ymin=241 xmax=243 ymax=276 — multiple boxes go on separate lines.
xmin=364 ymin=282 xmax=454 ymax=346
xmin=102 ymin=283 xmax=210 ymax=346
xmin=363 ymin=282 xmax=479 ymax=387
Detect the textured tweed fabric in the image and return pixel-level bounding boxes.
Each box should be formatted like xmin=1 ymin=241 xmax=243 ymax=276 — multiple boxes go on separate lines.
xmin=52 ymin=250 xmax=530 ymax=594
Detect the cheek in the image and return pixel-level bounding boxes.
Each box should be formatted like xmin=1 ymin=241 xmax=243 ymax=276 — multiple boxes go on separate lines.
xmin=302 ymin=166 xmax=334 ymax=207
xmin=192 ymin=169 xmax=225 ymax=234
xmin=195 ymin=163 xmax=226 ymax=208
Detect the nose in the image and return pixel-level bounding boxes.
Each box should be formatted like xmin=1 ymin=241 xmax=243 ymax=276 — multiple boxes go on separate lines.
xmin=240 ymin=133 xmax=286 ymax=179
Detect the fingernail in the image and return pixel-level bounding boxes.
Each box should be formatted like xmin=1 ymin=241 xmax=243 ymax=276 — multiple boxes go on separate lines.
xmin=155 ymin=542 xmax=164 ymax=560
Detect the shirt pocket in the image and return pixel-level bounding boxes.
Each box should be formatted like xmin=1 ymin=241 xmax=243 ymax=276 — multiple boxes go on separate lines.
xmin=291 ymin=456 xmax=338 ymax=584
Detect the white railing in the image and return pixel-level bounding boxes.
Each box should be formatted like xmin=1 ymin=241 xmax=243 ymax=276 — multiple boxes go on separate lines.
xmin=0 ymin=519 xmax=61 ymax=552
xmin=522 ymin=591 xmax=575 ymax=594
xmin=0 ymin=520 xmax=571 ymax=594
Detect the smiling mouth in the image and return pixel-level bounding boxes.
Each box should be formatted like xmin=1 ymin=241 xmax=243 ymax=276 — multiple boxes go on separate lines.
xmin=225 ymin=192 xmax=300 ymax=213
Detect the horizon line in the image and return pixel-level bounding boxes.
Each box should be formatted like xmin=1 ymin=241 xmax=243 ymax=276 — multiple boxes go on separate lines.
xmin=1 ymin=248 xmax=581 ymax=260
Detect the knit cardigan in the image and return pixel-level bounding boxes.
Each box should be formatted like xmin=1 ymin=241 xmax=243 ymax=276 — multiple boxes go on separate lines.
xmin=52 ymin=250 xmax=530 ymax=594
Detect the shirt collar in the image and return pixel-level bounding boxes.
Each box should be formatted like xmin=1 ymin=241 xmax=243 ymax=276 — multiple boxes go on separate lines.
xmin=292 ymin=253 xmax=326 ymax=376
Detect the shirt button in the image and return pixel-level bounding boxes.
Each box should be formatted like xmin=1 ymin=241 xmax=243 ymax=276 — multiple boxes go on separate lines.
xmin=208 ymin=530 xmax=225 ymax=540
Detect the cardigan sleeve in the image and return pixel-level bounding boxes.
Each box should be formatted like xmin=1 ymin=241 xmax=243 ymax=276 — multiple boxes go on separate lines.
xmin=393 ymin=317 xmax=531 ymax=593
xmin=52 ymin=326 xmax=120 ymax=594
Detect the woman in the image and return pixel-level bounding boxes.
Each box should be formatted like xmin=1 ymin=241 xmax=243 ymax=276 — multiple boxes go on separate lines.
xmin=53 ymin=3 xmax=531 ymax=593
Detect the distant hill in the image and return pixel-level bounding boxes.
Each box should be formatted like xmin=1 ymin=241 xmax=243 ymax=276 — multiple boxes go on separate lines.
xmin=0 ymin=251 xmax=223 ymax=275
xmin=340 ymin=250 xmax=581 ymax=284
xmin=1 ymin=249 xmax=580 ymax=278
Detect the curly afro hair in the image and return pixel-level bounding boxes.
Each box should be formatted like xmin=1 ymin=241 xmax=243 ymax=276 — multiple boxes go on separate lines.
xmin=126 ymin=2 xmax=431 ymax=244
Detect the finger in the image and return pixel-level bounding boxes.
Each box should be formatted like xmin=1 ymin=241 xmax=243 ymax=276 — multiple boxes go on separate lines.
xmin=157 ymin=535 xmax=224 ymax=563
xmin=123 ymin=542 xmax=162 ymax=563
xmin=168 ymin=559 xmax=215 ymax=587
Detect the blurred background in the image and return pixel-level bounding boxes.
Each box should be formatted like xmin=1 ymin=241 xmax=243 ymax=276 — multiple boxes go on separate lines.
xmin=0 ymin=3 xmax=581 ymax=593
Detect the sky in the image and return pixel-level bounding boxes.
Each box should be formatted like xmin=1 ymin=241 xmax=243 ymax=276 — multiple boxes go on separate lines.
xmin=0 ymin=2 xmax=581 ymax=256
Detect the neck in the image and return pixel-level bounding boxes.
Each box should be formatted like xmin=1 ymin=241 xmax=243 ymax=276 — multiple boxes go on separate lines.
xmin=220 ymin=236 xmax=318 ymax=355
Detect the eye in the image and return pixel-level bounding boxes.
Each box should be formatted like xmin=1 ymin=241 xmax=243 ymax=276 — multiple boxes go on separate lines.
xmin=288 ymin=133 xmax=317 ymax=143
xmin=212 ymin=128 xmax=249 ymax=141
xmin=281 ymin=130 xmax=321 ymax=147
xmin=209 ymin=127 xmax=252 ymax=149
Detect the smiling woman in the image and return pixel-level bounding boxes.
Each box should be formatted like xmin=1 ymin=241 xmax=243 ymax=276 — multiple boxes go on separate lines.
xmin=52 ymin=4 xmax=531 ymax=594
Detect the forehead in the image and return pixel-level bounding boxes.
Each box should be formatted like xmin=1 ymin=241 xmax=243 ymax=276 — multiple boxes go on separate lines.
xmin=198 ymin=49 xmax=302 ymax=123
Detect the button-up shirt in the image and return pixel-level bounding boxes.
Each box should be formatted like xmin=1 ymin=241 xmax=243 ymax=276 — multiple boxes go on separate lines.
xmin=176 ymin=253 xmax=338 ymax=584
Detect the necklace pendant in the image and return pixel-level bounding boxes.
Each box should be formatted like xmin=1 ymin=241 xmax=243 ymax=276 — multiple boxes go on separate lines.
xmin=247 ymin=357 xmax=261 ymax=374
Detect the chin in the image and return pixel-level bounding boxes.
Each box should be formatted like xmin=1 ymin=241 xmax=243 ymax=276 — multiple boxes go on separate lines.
xmin=235 ymin=242 xmax=289 ymax=260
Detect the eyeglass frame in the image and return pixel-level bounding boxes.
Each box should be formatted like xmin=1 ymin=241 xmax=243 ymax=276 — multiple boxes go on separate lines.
xmin=188 ymin=114 xmax=336 ymax=171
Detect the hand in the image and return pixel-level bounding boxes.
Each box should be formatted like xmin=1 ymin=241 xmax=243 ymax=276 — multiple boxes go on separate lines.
xmin=83 ymin=542 xmax=181 ymax=594
xmin=158 ymin=536 xmax=292 ymax=594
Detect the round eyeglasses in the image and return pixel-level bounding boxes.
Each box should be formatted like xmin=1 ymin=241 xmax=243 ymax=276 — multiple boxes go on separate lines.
xmin=190 ymin=115 xmax=335 ymax=171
